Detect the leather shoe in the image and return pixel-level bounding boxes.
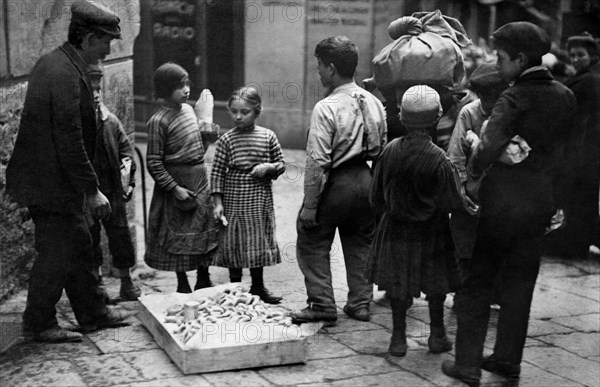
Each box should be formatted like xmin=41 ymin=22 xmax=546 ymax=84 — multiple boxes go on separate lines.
xmin=343 ymin=305 xmax=370 ymax=321
xmin=291 ymin=307 xmax=337 ymax=324
xmin=442 ymin=360 xmax=481 ymax=387
xmin=250 ymin=286 xmax=282 ymax=304
xmin=79 ymin=307 xmax=137 ymax=333
xmin=428 ymin=326 xmax=453 ymax=353
xmin=388 ymin=331 xmax=407 ymax=357
xmin=482 ymin=354 xmax=521 ymax=380
xmin=119 ymin=281 xmax=141 ymax=301
xmin=33 ymin=327 xmax=83 ymax=343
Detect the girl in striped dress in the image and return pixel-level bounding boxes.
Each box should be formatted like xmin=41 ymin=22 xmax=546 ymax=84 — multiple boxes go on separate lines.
xmin=145 ymin=63 xmax=218 ymax=293
xmin=211 ymin=86 xmax=285 ymax=304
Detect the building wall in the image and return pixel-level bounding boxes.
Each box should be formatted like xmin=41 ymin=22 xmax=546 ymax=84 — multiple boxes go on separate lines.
xmin=134 ymin=0 xmax=410 ymax=149
xmin=0 ymin=0 xmax=140 ymax=299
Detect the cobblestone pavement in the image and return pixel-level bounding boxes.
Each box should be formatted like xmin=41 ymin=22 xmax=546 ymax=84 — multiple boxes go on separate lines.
xmin=1 ymin=148 xmax=599 ymax=387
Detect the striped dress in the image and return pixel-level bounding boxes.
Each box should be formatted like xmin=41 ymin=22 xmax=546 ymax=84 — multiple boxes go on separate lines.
xmin=145 ymin=103 xmax=218 ymax=271
xmin=210 ymin=125 xmax=284 ymax=268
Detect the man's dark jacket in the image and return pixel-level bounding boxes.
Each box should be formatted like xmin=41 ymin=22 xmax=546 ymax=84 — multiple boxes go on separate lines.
xmin=7 ymin=42 xmax=99 ymax=206
xmin=467 ymin=68 xmax=576 ymax=222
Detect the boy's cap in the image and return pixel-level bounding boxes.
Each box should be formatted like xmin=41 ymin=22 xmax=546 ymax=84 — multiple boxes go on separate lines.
xmin=71 ymin=0 xmax=121 ymax=39
xmin=400 ymin=85 xmax=442 ymax=129
xmin=87 ymin=64 xmax=103 ymax=80
xmin=567 ymin=32 xmax=597 ymax=48
xmin=469 ymin=62 xmax=506 ymax=90
xmin=491 ymin=21 xmax=550 ymax=58
xmin=566 ymin=32 xmax=599 ymax=56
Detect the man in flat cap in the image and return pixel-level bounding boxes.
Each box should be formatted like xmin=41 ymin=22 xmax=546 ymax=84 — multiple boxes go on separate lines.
xmin=6 ymin=0 xmax=133 ymax=343
xmin=442 ymin=22 xmax=576 ymax=384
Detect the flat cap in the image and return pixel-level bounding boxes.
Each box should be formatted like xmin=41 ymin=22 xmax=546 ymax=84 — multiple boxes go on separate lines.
xmin=468 ymin=62 xmax=507 ymax=91
xmin=71 ymin=0 xmax=121 ymax=39
xmin=492 ymin=22 xmax=550 ymax=58
xmin=567 ymin=32 xmax=598 ymax=55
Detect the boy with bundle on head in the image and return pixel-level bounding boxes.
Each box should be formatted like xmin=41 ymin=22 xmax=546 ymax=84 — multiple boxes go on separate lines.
xmin=442 ymin=22 xmax=575 ymax=386
xmin=145 ymin=62 xmax=219 ymax=293
xmin=88 ymin=64 xmax=141 ymax=301
xmin=367 ymin=85 xmax=464 ymax=357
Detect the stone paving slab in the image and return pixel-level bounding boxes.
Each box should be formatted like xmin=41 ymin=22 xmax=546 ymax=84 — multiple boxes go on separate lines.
xmin=73 ymin=353 xmax=145 ymax=386
xmin=88 ymin=323 xmax=159 ymax=354
xmin=114 ymin=375 xmax=211 ymax=387
xmin=257 ymin=355 xmax=399 ymax=385
xmin=523 ymin=346 xmax=600 ymax=387
xmin=202 ymin=369 xmax=272 ymax=386
xmin=121 ymin=349 xmax=186 ymax=381
xmin=0 ymin=359 xmax=87 ymax=386
xmin=535 ymin=332 xmax=600 ymax=358
xmin=552 ymin=313 xmax=600 ymax=332
xmin=518 ymin=362 xmax=585 ymax=387
xmin=305 ymin=335 xmax=356 ymax=360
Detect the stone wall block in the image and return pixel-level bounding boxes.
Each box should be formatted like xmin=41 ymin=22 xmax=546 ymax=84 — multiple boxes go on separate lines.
xmin=6 ymin=0 xmax=139 ymax=78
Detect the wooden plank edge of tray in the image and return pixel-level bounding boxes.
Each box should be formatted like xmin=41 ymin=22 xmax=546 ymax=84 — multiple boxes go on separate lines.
xmin=138 ymin=300 xmax=308 ymax=374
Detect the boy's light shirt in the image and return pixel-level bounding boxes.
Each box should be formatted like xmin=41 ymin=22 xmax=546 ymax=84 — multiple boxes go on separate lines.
xmin=303 ymin=82 xmax=387 ymax=209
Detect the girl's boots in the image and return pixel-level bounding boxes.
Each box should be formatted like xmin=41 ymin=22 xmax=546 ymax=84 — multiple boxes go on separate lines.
xmin=229 ymin=268 xmax=243 ymax=283
xmin=389 ymin=298 xmax=408 ymax=357
xmin=428 ymin=294 xmax=453 ymax=353
xmin=176 ymin=267 xmax=213 ymax=293
xmin=194 ymin=266 xmax=213 ymax=290
xmin=176 ymin=271 xmax=192 ymax=293
xmin=249 ymin=267 xmax=282 ymax=304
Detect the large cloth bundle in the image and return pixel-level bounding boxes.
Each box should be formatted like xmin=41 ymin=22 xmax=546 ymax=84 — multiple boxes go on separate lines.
xmin=373 ymin=10 xmax=471 ymax=90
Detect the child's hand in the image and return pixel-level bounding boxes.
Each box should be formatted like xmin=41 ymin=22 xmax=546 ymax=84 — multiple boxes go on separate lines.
xmin=122 ymin=186 xmax=134 ymax=202
xmin=460 ymin=185 xmax=479 ymax=215
xmin=465 ymin=130 xmax=480 ymax=146
xmin=213 ymin=203 xmax=224 ymax=220
xmin=173 ymin=186 xmax=194 ymax=201
xmin=250 ymin=163 xmax=271 ymax=178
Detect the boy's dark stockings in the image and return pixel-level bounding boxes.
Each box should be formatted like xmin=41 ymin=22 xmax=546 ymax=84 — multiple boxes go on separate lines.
xmin=389 ymin=298 xmax=408 ymax=356
xmin=428 ymin=294 xmax=453 ymax=353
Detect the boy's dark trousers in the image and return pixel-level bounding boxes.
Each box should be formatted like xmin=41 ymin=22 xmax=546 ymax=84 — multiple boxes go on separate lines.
xmin=454 ymin=210 xmax=551 ymax=367
xmin=23 ymin=193 xmax=108 ymax=333
xmin=89 ymin=193 xmax=135 ymax=270
xmin=296 ymin=161 xmax=374 ymax=313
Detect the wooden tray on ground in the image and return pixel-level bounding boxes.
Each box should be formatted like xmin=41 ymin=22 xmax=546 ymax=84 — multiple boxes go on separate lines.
xmin=138 ymin=284 xmax=322 ymax=374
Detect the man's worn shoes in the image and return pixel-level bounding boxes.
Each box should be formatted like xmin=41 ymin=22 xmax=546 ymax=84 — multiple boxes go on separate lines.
xmin=482 ymin=354 xmax=521 ymax=380
xmin=291 ymin=307 xmax=337 ymax=324
xmin=442 ymin=360 xmax=481 ymax=387
xmin=343 ymin=305 xmax=370 ymax=321
xmin=79 ymin=307 xmax=137 ymax=333
xmin=32 ymin=327 xmax=83 ymax=343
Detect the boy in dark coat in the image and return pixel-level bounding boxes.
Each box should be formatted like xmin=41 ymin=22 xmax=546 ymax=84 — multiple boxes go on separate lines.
xmin=442 ymin=22 xmax=576 ymax=385
xmin=88 ymin=65 xmax=141 ymax=301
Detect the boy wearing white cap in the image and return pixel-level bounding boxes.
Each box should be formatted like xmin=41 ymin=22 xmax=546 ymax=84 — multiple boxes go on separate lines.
xmin=366 ymin=85 xmax=464 ymax=357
